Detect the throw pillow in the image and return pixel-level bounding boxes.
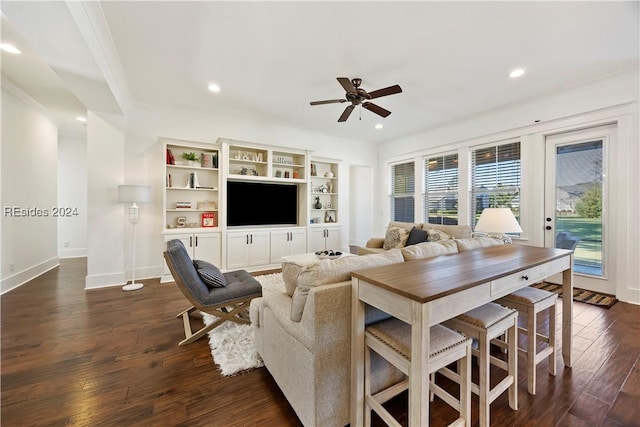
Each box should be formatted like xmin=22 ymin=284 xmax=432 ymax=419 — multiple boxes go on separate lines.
xmin=383 ymin=227 xmax=410 ymax=250
xmin=193 ymin=259 xmax=226 ymax=288
xmin=401 ymin=240 xmax=458 ymax=261
xmin=405 ymin=227 xmax=429 ymax=246
xmin=426 ymin=228 xmax=451 ymax=242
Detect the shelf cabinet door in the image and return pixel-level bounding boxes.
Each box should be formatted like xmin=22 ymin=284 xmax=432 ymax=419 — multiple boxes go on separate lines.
xmin=162 ymin=232 xmax=221 ymax=277
xmin=227 ymin=232 xmax=252 ymax=269
xmin=249 ymin=231 xmax=270 ymax=266
xmin=226 ymin=231 xmax=270 ymax=269
xmin=193 ymin=233 xmax=221 ymax=267
xmin=307 ymin=226 xmax=342 ymax=253
xmin=270 ymin=229 xmax=307 ymax=263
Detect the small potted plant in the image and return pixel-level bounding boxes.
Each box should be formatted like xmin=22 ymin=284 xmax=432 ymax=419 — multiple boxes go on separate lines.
xmin=182 ymin=152 xmax=200 ymax=167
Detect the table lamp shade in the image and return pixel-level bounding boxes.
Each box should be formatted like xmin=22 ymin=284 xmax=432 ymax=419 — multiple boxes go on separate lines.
xmin=475 ymin=208 xmax=523 ymax=234
xmin=118 ymin=185 xmax=151 ymax=204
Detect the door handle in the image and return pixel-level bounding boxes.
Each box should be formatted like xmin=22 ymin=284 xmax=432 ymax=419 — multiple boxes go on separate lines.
xmin=190 ymin=236 xmax=193 ymax=247
xmin=195 ymin=236 xmax=198 ymax=246
xmin=545 ymin=226 xmax=552 ymax=230
xmin=250 ymin=234 xmax=253 ymax=244
xmin=246 ymin=235 xmax=249 ymax=245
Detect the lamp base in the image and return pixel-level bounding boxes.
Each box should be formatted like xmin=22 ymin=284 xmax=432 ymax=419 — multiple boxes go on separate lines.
xmin=122 ymin=282 xmax=144 ymax=292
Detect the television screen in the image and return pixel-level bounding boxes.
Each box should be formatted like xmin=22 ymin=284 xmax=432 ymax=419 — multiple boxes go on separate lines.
xmin=227 ymin=181 xmax=298 ymax=226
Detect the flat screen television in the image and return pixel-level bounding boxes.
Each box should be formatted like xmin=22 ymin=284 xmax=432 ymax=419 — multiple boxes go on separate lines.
xmin=227 ymin=181 xmax=298 ymax=226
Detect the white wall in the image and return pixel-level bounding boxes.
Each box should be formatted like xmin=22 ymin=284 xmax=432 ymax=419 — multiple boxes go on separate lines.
xmin=124 ymin=105 xmax=377 ymax=278
xmin=1 ymin=87 xmax=59 ymax=293
xmin=349 ymin=165 xmax=374 ymax=248
xmin=57 ymin=131 xmax=88 ymax=258
xmin=376 ymin=72 xmax=639 ymax=303
xmin=85 ymin=111 xmax=126 ymax=289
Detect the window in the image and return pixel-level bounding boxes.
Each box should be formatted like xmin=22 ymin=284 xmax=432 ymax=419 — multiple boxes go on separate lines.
xmin=424 ymin=153 xmax=459 ymax=225
xmin=470 ymin=141 xmax=521 ymax=228
xmin=390 ymin=161 xmax=414 ymax=222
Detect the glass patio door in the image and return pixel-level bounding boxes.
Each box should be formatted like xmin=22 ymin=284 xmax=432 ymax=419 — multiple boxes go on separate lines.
xmin=545 ymin=124 xmax=614 ymax=294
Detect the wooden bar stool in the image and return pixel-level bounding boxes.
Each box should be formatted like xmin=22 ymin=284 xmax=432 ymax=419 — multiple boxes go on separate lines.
xmin=497 ymin=287 xmax=557 ymax=395
xmin=364 ymin=319 xmax=472 ymax=427
xmin=444 ymin=303 xmax=519 ymax=427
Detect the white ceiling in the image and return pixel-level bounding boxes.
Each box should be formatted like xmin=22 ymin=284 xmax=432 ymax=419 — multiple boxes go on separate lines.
xmin=2 ymin=1 xmax=638 ymax=142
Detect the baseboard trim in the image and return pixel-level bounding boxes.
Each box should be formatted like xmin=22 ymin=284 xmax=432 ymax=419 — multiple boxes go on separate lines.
xmin=1 ymin=257 xmax=60 ymax=294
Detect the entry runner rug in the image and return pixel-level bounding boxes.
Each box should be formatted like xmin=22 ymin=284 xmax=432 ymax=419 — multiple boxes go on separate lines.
xmin=202 ymin=272 xmax=284 ymax=376
xmin=532 ymin=282 xmax=618 ymax=308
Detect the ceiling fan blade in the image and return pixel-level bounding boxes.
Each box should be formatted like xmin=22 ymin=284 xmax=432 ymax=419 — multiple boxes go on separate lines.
xmin=337 ymin=77 xmax=356 ymax=93
xmin=367 ymin=84 xmax=403 ymax=100
xmin=338 ymin=105 xmax=355 ymax=122
xmin=310 ymin=99 xmax=347 ymax=106
xmin=362 ymin=102 xmax=391 ymax=118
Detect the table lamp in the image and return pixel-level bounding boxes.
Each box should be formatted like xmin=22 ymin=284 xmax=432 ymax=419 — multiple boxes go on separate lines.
xmin=475 ymin=207 xmax=522 ymax=244
xmin=118 ymin=185 xmax=151 ymax=291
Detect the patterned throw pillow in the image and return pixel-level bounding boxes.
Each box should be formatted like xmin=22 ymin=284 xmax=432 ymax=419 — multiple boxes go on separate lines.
xmin=383 ymin=226 xmax=410 ymax=250
xmin=426 ymin=228 xmax=451 ymax=242
xmin=193 ymin=259 xmax=226 ymax=288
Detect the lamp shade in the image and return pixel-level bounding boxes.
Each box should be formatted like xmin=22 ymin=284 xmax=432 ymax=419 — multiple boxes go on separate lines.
xmin=118 ymin=185 xmax=151 ymax=204
xmin=475 ymin=208 xmax=523 ymax=234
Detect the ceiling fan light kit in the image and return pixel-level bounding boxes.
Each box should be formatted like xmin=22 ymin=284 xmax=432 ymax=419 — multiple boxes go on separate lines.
xmin=310 ymin=77 xmax=402 ymax=122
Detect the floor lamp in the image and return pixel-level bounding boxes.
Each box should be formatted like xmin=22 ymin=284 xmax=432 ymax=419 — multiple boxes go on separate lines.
xmin=118 ymin=185 xmax=151 ymax=291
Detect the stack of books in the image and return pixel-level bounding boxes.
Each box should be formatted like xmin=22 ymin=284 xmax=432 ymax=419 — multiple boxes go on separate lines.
xmin=201 ymin=152 xmax=218 ymax=168
xmin=176 ymin=201 xmax=192 ymax=209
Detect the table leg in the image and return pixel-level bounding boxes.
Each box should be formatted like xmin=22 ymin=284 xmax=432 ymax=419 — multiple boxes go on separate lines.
xmin=351 ymin=277 xmax=366 ymax=426
xmin=562 ymin=257 xmax=573 ymax=367
xmin=409 ymin=302 xmax=430 ymax=427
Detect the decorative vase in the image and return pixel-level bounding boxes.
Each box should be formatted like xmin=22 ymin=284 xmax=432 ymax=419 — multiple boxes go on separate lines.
xmin=314 ymin=197 xmax=322 ymax=209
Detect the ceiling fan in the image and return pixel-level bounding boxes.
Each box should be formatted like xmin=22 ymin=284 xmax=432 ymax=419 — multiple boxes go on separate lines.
xmin=310 ymin=77 xmax=402 ymax=122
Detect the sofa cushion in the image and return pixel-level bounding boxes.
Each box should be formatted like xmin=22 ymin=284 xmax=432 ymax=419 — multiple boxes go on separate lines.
xmin=383 ymin=227 xmax=410 ymax=250
xmin=401 ymin=240 xmax=459 ymax=261
xmin=455 ymin=236 xmax=504 ymax=251
xmin=429 ymin=224 xmax=472 ymax=239
xmin=406 ymin=227 xmax=429 ymax=246
xmin=290 ymin=249 xmax=404 ymax=322
xmin=193 ymin=259 xmax=226 ymax=288
xmin=426 ymin=228 xmax=452 ymax=241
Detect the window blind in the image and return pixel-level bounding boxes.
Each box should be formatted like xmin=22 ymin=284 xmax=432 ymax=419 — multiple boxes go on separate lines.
xmin=424 ymin=153 xmax=459 ymax=225
xmin=470 ymin=141 xmax=521 ymax=228
xmin=390 ymin=161 xmax=415 ymax=222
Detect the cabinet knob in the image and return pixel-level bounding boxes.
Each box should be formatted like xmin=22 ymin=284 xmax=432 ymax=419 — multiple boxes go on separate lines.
xmin=545 ymin=226 xmax=552 ymax=230
xmin=522 ymin=275 xmax=529 ymax=280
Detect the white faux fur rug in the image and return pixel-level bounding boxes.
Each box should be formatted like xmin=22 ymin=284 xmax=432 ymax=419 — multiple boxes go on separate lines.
xmin=202 ymin=272 xmax=284 ymax=376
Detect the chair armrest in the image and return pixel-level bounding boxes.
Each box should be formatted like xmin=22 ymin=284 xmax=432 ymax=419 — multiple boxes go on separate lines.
xmin=365 ymin=237 xmax=385 ymax=248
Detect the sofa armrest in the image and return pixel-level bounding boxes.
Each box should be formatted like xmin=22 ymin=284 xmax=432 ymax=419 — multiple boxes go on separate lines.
xmin=365 ymin=237 xmax=385 ymax=248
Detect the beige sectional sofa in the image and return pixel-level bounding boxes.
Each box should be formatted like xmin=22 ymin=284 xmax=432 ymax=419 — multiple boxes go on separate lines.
xmin=358 ymin=221 xmax=473 ymax=255
xmin=250 ymin=224 xmax=503 ymax=427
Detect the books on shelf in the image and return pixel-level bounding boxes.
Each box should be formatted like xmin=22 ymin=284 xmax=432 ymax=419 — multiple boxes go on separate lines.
xmin=201 ymin=152 xmax=218 ymax=168
xmin=176 ymin=201 xmax=191 ymax=209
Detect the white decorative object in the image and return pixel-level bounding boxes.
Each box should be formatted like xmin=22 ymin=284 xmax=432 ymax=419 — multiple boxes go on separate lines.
xmin=118 ymin=185 xmax=151 ymax=291
xmin=475 ymin=208 xmax=523 ymax=244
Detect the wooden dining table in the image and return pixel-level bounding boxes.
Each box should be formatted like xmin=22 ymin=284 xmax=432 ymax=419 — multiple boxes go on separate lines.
xmin=350 ymin=244 xmax=573 ymax=427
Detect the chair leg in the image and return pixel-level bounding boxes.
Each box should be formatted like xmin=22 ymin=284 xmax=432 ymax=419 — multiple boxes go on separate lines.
xmin=478 ymin=329 xmax=490 ymax=427
xmin=178 ymin=312 xmax=224 ymax=346
xmin=549 ymin=302 xmax=557 ymax=377
xmin=527 ymin=308 xmax=537 ymax=395
xmin=508 ymin=317 xmax=518 ymax=411
xmin=460 ymin=345 xmax=471 ymax=426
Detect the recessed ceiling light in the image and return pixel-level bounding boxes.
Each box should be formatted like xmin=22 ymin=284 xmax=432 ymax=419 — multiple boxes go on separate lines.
xmin=207 ymin=83 xmax=221 ymax=93
xmin=375 ymin=123 xmax=383 ymax=130
xmin=0 ymin=43 xmax=21 ymax=54
xmin=76 ymin=116 xmax=87 ymax=123
xmin=509 ymin=68 xmax=525 ymax=78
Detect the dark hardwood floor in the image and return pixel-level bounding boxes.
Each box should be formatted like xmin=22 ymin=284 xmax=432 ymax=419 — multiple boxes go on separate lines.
xmin=1 ymin=258 xmax=638 ymax=426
